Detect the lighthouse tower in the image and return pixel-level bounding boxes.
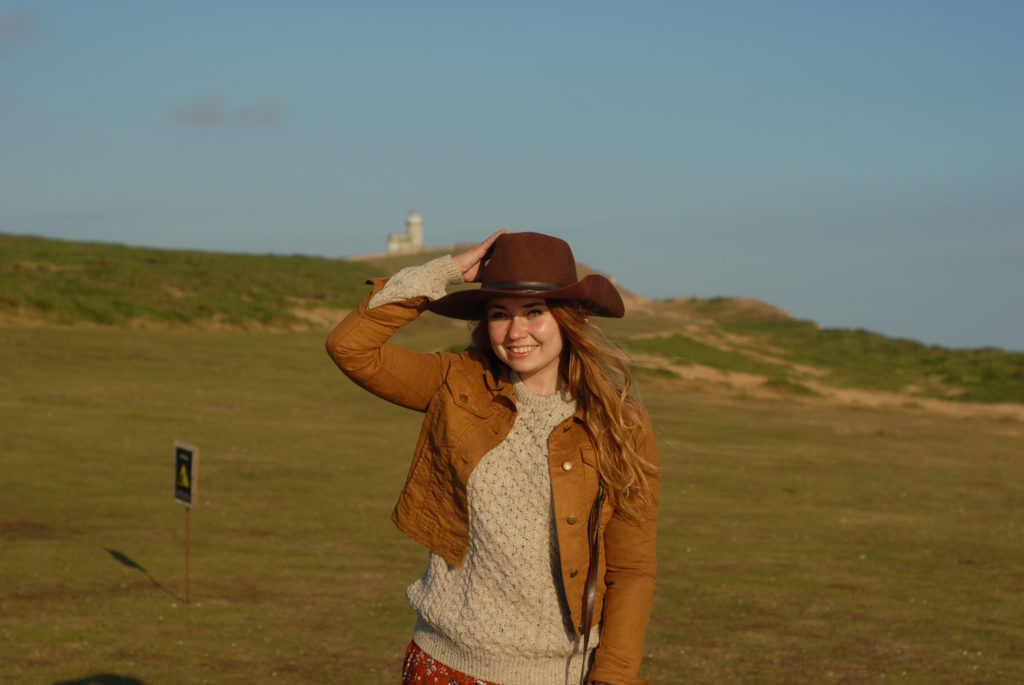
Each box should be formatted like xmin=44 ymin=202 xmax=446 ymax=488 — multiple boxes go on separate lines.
xmin=387 ymin=210 xmax=425 ymax=254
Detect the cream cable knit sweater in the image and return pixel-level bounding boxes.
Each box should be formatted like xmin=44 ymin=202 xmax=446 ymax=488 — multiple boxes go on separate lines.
xmin=370 ymin=257 xmax=598 ymax=685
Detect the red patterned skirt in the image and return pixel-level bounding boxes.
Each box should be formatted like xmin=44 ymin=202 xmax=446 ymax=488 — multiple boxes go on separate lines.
xmin=401 ymin=641 xmax=501 ymax=685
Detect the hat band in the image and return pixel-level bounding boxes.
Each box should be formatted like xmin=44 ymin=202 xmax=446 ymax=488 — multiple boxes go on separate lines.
xmin=483 ymin=280 xmax=563 ymax=292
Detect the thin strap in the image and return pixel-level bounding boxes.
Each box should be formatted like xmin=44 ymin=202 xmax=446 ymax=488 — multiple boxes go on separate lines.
xmin=579 ymin=484 xmax=605 ymax=685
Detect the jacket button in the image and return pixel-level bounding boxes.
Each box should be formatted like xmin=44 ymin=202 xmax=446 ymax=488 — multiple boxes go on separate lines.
xmin=567 ymin=515 xmax=578 ymax=525
xmin=561 ymin=461 xmax=573 ymax=471
xmin=569 ymin=569 xmax=579 ymax=578
xmin=459 ymin=393 xmax=469 ymax=402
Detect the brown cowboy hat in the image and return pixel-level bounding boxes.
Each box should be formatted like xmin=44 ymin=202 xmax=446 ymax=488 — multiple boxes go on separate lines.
xmin=427 ymin=231 xmax=625 ymax=320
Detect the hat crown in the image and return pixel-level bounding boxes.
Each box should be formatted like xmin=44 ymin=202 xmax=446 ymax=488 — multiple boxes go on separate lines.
xmin=425 ymin=230 xmax=625 ymax=319
xmin=480 ymin=232 xmax=578 ymax=289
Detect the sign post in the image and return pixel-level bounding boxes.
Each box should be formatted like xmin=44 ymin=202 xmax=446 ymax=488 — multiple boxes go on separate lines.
xmin=174 ymin=441 xmax=198 ymax=604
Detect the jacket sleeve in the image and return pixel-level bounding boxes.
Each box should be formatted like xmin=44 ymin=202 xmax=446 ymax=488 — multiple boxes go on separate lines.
xmin=588 ymin=409 xmax=661 ymax=685
xmin=326 ymin=277 xmax=448 ymax=412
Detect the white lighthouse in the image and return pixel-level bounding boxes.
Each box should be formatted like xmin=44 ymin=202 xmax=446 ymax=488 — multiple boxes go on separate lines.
xmin=387 ymin=210 xmax=425 ymax=254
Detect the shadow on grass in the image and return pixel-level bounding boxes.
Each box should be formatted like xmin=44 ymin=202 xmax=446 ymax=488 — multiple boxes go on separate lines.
xmin=54 ymin=675 xmax=148 ymax=685
xmin=104 ymin=547 xmax=183 ymax=603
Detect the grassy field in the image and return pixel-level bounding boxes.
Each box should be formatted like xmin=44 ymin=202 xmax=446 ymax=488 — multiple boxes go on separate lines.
xmin=2 ymin=318 xmax=1022 ymax=684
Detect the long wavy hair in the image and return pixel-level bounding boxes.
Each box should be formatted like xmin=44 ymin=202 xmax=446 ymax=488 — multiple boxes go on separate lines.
xmin=470 ymin=300 xmax=658 ymax=523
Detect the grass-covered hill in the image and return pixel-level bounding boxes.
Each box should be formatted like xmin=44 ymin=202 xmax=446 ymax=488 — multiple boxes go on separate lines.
xmin=3 ymin=232 xmax=1023 ymax=406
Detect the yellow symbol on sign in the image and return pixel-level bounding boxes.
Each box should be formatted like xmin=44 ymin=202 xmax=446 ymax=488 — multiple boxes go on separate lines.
xmin=178 ymin=465 xmax=190 ymax=488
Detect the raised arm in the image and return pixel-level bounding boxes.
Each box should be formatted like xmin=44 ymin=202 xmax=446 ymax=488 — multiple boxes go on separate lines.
xmin=326 ymin=230 xmax=506 ymax=411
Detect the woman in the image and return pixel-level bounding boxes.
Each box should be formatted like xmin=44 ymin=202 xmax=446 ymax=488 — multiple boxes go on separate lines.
xmin=326 ymin=230 xmax=660 ymax=685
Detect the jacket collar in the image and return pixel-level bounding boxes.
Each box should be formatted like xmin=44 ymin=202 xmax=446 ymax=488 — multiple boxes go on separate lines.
xmin=464 ymin=346 xmax=516 ymax=400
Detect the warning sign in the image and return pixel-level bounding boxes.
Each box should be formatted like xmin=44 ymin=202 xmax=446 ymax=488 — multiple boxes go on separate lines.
xmin=174 ymin=441 xmax=198 ymax=507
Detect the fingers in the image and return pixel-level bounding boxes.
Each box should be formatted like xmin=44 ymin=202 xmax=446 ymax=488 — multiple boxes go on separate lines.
xmin=469 ymin=228 xmax=507 ymax=261
xmin=453 ymin=228 xmax=507 ymax=281
xmin=479 ymin=228 xmax=507 ymax=249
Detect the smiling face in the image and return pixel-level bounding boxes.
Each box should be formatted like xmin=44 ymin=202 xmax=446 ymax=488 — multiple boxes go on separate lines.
xmin=485 ymin=297 xmax=565 ymax=395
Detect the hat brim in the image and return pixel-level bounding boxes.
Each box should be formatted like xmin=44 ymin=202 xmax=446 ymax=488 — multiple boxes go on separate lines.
xmin=426 ymin=273 xmax=625 ymax=320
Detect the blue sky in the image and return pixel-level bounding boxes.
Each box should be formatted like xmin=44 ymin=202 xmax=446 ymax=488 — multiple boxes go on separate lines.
xmin=2 ymin=1 xmax=1022 ymax=351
